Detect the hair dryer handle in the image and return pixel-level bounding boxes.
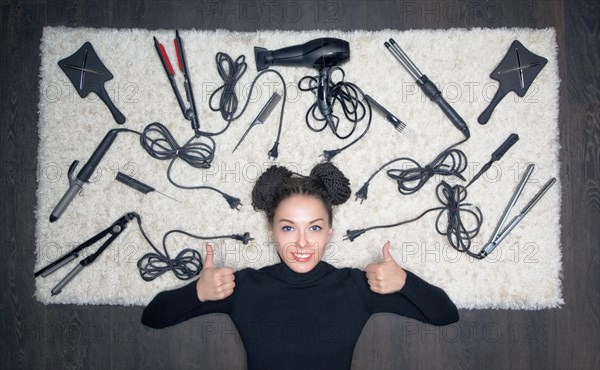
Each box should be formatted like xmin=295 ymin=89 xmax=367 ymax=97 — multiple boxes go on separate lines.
xmin=317 ymin=67 xmax=332 ymax=117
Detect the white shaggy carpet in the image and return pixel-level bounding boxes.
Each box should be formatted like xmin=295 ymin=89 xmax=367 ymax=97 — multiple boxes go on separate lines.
xmin=35 ymin=27 xmax=562 ymax=309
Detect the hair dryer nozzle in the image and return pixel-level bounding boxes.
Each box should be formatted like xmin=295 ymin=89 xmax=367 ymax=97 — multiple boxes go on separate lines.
xmin=254 ymin=47 xmax=271 ymax=71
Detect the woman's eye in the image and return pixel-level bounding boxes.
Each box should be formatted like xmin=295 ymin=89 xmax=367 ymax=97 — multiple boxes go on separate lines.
xmin=309 ymin=225 xmax=322 ymax=231
xmin=282 ymin=226 xmax=294 ymax=232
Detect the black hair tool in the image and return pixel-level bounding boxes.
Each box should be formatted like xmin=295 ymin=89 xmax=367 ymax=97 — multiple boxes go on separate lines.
xmin=364 ymin=94 xmax=417 ymax=140
xmin=478 ymin=41 xmax=547 ymax=125
xmin=116 ymin=172 xmax=180 ymax=202
xmin=232 ymin=92 xmax=281 ymax=153
xmin=154 ymin=30 xmax=200 ymax=136
xmin=467 ymin=133 xmax=519 ymax=187
xmin=385 ymin=38 xmax=470 ymax=139
xmin=58 ymin=42 xmax=126 ymax=124
xmin=35 ymin=213 xmax=137 ymax=295
xmin=50 ymin=129 xmax=120 ymax=222
xmin=254 ymin=38 xmax=350 ymax=131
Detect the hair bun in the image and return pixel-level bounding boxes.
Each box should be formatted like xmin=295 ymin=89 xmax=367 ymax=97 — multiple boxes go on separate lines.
xmin=252 ymin=165 xmax=293 ymax=211
xmin=309 ymin=162 xmax=351 ymax=206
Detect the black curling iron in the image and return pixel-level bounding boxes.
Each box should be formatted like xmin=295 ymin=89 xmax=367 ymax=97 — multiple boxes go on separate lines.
xmin=254 ymin=38 xmax=350 ymax=131
xmin=50 ymin=129 xmax=119 ymax=222
xmin=154 ymin=30 xmax=200 ymax=137
xmin=385 ymin=38 xmax=470 ymax=139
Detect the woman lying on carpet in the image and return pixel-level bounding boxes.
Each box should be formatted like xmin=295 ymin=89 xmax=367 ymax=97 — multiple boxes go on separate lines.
xmin=142 ymin=162 xmax=459 ymax=369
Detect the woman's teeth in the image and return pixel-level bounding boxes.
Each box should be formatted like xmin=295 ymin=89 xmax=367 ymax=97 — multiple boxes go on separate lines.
xmin=292 ymin=253 xmax=312 ymax=262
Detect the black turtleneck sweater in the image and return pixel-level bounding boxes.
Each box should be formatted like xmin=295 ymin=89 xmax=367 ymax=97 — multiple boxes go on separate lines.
xmin=142 ymin=262 xmax=459 ymax=370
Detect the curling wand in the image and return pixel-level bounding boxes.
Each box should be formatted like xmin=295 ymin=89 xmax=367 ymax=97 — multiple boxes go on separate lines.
xmin=385 ymin=38 xmax=470 ymax=138
xmin=49 ymin=129 xmax=119 ymax=222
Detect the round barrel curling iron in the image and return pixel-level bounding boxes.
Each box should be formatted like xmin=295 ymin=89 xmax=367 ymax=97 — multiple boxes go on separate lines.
xmin=49 ymin=129 xmax=119 ymax=222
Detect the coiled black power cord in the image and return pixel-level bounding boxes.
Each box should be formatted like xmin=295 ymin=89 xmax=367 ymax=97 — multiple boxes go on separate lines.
xmin=355 ymin=137 xmax=468 ymax=201
xmin=131 ymin=213 xmax=254 ymax=281
xmin=116 ymin=124 xmax=242 ymax=209
xmin=345 ymin=181 xmax=484 ymax=258
xmin=208 ymin=52 xmax=288 ymax=159
xmin=298 ymin=67 xmax=372 ymax=161
xmin=209 ymin=53 xmax=248 ymax=122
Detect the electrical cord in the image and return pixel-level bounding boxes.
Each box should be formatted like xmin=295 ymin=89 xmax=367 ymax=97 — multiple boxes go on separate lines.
xmin=298 ymin=67 xmax=372 ymax=161
xmin=131 ymin=213 xmax=254 ymax=281
xmin=299 ymin=67 xmax=365 ymax=138
xmin=209 ymin=52 xmax=248 ymax=122
xmin=138 ymin=123 xmax=215 ymax=169
xmin=355 ymin=137 xmax=468 ymax=201
xmin=345 ymin=181 xmax=484 ymax=258
xmin=115 ymin=124 xmax=242 ymax=209
xmin=208 ymin=52 xmax=288 ymax=159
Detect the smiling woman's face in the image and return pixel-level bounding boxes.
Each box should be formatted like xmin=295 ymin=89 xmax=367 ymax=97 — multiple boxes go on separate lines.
xmin=270 ymin=194 xmax=333 ymax=273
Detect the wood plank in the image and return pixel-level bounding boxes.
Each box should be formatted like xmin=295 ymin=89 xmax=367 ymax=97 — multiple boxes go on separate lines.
xmin=1 ymin=1 xmax=47 ymax=369
xmin=558 ymin=1 xmax=600 ymax=368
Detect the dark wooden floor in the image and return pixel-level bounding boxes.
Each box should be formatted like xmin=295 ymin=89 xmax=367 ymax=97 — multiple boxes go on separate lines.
xmin=1 ymin=0 xmax=598 ymax=369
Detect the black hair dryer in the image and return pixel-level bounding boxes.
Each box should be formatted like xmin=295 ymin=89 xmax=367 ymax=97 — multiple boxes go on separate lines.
xmin=254 ymin=38 xmax=350 ymax=127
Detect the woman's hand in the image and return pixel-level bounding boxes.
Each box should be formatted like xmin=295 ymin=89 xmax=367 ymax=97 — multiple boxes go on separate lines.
xmin=196 ymin=244 xmax=236 ymax=302
xmin=365 ymin=241 xmax=407 ymax=294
